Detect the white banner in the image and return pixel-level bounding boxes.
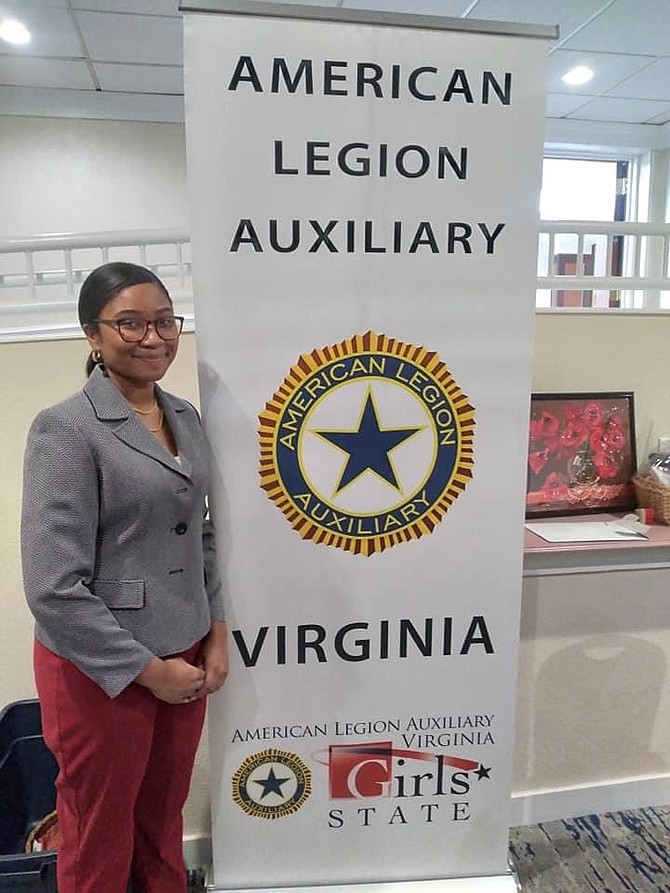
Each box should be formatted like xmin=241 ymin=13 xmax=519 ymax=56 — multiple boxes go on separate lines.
xmin=182 ymin=5 xmax=550 ymax=889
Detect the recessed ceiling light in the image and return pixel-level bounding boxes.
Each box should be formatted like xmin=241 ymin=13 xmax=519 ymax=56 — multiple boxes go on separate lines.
xmin=562 ymin=65 xmax=594 ymax=87
xmin=0 ymin=18 xmax=31 ymax=45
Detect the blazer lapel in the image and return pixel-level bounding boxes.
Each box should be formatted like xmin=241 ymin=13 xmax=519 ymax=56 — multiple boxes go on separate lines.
xmin=83 ymin=367 xmax=192 ymax=480
xmin=159 ymin=391 xmax=194 ymax=480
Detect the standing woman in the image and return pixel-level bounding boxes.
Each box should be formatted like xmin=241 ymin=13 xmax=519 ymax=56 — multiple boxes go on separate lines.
xmin=21 ymin=262 xmax=228 ymax=893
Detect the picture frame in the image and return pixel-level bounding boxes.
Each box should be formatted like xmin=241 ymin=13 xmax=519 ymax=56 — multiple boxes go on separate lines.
xmin=526 ymin=391 xmax=637 ymax=518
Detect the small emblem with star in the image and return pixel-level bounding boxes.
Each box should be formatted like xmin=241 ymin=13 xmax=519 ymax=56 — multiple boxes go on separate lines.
xmin=232 ymin=749 xmax=311 ymax=820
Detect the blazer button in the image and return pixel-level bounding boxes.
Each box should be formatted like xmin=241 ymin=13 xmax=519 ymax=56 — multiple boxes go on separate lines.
xmin=175 ymin=522 xmax=188 ymax=535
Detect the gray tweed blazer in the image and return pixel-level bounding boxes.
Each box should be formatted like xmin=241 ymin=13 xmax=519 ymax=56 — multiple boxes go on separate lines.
xmin=21 ymin=365 xmax=225 ymax=698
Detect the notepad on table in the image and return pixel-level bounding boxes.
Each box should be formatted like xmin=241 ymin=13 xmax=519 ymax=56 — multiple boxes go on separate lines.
xmin=525 ymin=520 xmax=648 ymax=543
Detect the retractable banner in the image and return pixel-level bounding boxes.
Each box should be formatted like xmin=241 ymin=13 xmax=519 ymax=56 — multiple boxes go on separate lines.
xmin=182 ymin=4 xmax=552 ymax=889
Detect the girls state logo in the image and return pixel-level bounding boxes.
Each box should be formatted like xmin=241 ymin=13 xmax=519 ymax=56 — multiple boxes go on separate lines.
xmin=259 ymin=332 xmax=475 ymax=556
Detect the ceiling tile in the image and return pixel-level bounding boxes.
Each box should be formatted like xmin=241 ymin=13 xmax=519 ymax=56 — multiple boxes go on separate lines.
xmin=544 ymin=92 xmax=591 ymax=118
xmin=562 ymin=0 xmax=670 ymax=56
xmin=1 ymin=0 xmax=670 ymax=129
xmin=69 ymin=1 xmax=179 ymax=14
xmin=606 ymin=57 xmax=670 ymax=101
xmin=1 ymin=0 xmax=68 ymax=7
xmin=252 ymin=0 xmax=338 ymax=4
xmin=93 ymin=62 xmax=182 ymax=94
xmin=0 ymin=55 xmax=94 ymax=89
xmin=546 ymin=50 xmax=655 ymax=96
xmin=645 ymin=109 xmax=670 ymax=125
xmin=0 ymin=83 xmax=184 ymax=121
xmin=0 ymin=5 xmax=83 ymax=57
xmin=466 ymin=0 xmax=603 ymax=42
xmin=567 ymin=96 xmax=670 ymax=124
xmin=341 ymin=0 xmax=470 ymax=15
xmin=74 ymin=11 xmax=182 ymax=64
xmin=640 ymin=107 xmax=670 ymax=125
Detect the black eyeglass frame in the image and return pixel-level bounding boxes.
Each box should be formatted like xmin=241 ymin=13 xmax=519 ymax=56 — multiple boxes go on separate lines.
xmin=89 ymin=316 xmax=185 ymax=343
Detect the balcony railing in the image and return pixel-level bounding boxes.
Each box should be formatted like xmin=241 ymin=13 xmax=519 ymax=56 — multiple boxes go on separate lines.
xmin=1 ymin=222 xmax=670 ymax=341
xmin=537 ymin=220 xmax=670 ymax=312
xmin=0 ymin=229 xmax=193 ymax=342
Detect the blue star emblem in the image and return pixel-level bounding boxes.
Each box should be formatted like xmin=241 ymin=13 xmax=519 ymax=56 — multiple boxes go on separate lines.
xmin=253 ymin=766 xmax=291 ymax=799
xmin=314 ymin=390 xmax=421 ymax=494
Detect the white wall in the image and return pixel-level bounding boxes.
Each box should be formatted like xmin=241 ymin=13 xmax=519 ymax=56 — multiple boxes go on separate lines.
xmin=0 ymin=117 xmax=188 ymax=236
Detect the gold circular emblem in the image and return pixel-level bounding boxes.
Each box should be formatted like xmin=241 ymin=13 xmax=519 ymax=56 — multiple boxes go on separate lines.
xmin=232 ymin=748 xmax=312 ymax=820
xmin=259 ymin=331 xmax=475 ymax=557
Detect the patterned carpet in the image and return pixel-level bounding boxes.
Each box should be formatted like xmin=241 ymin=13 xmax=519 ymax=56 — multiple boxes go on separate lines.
xmin=509 ymin=807 xmax=670 ymax=892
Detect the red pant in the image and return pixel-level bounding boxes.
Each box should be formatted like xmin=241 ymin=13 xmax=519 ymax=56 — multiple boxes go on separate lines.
xmin=34 ymin=640 xmax=206 ymax=893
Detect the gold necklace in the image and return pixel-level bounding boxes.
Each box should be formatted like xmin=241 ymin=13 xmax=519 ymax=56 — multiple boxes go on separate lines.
xmin=146 ymin=408 xmax=164 ymax=433
xmin=130 ymin=400 xmax=159 ymax=416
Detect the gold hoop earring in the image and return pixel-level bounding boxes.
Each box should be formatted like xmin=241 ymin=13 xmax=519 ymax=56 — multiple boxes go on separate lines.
xmin=92 ymin=349 xmax=102 ymax=363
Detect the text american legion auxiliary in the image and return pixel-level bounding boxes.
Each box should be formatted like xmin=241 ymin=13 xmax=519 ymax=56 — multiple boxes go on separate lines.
xmin=231 ymin=715 xmax=496 ymax=748
xmin=224 ymin=55 xmax=512 ymax=256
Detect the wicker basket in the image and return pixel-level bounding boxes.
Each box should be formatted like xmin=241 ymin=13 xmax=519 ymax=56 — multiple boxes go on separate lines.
xmin=634 ymin=474 xmax=670 ymax=525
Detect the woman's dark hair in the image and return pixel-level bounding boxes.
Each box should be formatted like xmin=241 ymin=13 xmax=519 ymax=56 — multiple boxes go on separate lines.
xmin=79 ymin=262 xmax=171 ymax=375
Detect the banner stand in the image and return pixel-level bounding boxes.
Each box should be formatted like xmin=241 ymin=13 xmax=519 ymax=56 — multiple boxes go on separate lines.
xmin=182 ymin=3 xmax=554 ymax=891
xmin=206 ymin=877 xmax=519 ymax=893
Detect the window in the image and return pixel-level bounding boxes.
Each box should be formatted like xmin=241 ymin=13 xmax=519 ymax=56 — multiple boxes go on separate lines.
xmin=535 ymin=158 xmax=650 ymax=310
xmin=540 ymin=159 xmax=619 ymax=221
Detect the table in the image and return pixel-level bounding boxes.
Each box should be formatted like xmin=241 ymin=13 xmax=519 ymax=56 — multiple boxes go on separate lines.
xmin=524 ymin=513 xmax=670 ymax=576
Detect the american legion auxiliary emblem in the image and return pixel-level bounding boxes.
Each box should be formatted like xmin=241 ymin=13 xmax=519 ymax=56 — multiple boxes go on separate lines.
xmin=258 ymin=332 xmax=475 ymax=556
xmin=232 ymin=749 xmax=312 ymax=820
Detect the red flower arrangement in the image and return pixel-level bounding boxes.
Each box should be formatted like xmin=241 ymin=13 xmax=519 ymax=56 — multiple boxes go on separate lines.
xmin=526 ymin=393 xmax=636 ymax=517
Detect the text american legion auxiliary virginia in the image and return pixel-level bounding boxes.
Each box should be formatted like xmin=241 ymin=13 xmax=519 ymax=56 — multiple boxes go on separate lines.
xmin=225 ymin=55 xmax=512 ymax=256
xmin=231 ymin=714 xmax=496 ymax=748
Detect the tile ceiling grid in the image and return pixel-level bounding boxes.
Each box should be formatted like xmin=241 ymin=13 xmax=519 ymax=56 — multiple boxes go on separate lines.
xmin=68 ymin=6 xmax=100 ymax=90
xmin=0 ymin=0 xmax=668 ymax=128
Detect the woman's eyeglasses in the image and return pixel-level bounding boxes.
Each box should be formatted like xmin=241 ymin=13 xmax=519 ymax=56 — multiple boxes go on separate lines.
xmin=91 ymin=316 xmax=184 ymax=343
